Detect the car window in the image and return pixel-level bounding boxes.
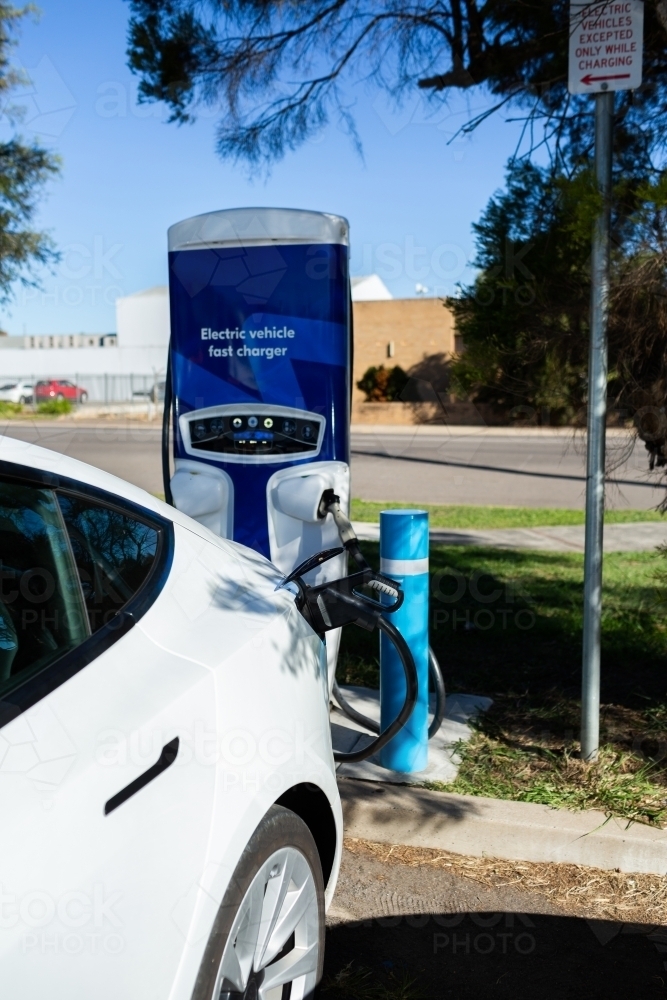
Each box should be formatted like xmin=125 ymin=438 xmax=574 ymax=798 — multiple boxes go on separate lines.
xmin=0 ymin=482 xmax=90 ymax=696
xmin=0 ymin=481 xmax=161 ymax=700
xmin=56 ymin=493 xmax=159 ymax=633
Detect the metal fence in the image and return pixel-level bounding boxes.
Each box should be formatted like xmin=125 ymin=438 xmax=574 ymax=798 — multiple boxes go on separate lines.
xmin=10 ymin=374 xmax=163 ymax=404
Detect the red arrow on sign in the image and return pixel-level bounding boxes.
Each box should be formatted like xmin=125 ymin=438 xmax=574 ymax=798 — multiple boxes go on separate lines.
xmin=580 ymin=73 xmax=631 ymax=85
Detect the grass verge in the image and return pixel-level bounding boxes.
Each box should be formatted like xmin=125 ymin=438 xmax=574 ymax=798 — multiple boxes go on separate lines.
xmin=338 ymin=542 xmax=667 ymax=826
xmin=0 ymin=401 xmax=24 ymax=417
xmin=349 ymin=499 xmax=664 ymax=529
xmin=37 ymin=399 xmax=72 ymax=415
xmin=0 ymin=399 xmax=74 ymax=418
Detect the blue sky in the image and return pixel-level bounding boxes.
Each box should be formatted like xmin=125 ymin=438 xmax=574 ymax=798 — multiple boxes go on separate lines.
xmin=1 ymin=0 xmax=529 ymax=335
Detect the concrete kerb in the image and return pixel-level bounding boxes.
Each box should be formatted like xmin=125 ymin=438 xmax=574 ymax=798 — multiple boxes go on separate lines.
xmin=339 ymin=779 xmax=667 ymax=875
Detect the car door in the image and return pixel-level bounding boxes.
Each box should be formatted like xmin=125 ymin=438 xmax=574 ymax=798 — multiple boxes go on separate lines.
xmin=0 ymin=466 xmax=216 ymax=1000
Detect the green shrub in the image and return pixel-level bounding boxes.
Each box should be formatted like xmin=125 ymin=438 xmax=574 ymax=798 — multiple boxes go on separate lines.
xmin=37 ymin=398 xmax=72 ymax=415
xmin=356 ymin=364 xmax=409 ymax=402
xmin=0 ymin=401 xmax=23 ymax=416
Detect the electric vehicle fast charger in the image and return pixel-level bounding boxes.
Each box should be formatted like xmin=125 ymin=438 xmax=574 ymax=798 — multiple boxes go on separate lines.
xmin=164 ymin=208 xmax=353 ymax=697
xmin=162 ymin=206 xmax=445 ymax=757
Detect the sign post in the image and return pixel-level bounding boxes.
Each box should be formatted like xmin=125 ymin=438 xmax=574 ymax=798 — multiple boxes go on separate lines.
xmin=568 ymin=2 xmax=643 ymax=762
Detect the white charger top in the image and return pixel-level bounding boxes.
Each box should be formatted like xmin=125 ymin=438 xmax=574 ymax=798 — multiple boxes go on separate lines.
xmin=168 ymin=207 xmax=349 ymax=250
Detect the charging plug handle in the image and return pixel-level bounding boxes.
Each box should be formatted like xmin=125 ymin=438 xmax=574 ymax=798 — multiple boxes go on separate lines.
xmin=298 ymin=576 xmax=417 ymax=763
xmin=319 ymin=488 xmax=369 ymax=570
xmin=296 ymin=566 xmax=403 ymax=634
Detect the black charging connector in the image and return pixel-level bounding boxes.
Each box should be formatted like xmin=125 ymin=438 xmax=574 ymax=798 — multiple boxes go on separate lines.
xmin=278 ymin=547 xmax=417 ymax=764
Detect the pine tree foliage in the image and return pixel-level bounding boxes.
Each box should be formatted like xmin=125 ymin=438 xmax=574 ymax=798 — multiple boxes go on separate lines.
xmin=449 ymin=162 xmax=667 ymax=437
xmin=124 ymin=1 xmax=667 ymax=166
xmin=0 ymin=5 xmax=59 ymax=302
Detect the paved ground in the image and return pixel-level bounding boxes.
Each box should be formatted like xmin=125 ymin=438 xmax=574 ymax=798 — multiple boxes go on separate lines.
xmin=354 ymin=519 xmax=667 ymax=552
xmin=350 ymin=427 xmax=663 ymax=509
xmin=1 ymin=422 xmax=664 ymax=510
xmin=326 ymin=847 xmax=667 ymax=999
xmin=332 ymin=688 xmax=491 ymax=784
xmin=0 ymin=422 xmax=165 ymax=493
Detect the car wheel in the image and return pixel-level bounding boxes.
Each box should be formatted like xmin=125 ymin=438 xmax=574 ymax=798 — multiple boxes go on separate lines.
xmin=80 ymin=391 xmax=88 ymax=403
xmin=19 ymin=396 xmax=26 ymax=405
xmin=56 ymin=393 xmax=65 ymax=401
xmin=192 ymin=805 xmax=325 ymax=1000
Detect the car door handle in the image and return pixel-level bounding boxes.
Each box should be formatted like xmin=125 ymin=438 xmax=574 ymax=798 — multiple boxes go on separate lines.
xmin=104 ymin=737 xmax=180 ymax=815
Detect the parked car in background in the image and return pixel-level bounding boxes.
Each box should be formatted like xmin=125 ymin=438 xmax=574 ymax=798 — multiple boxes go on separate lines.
xmin=0 ymin=381 xmax=33 ymax=404
xmin=132 ymin=380 xmax=165 ymax=403
xmin=34 ymin=379 xmax=88 ymax=403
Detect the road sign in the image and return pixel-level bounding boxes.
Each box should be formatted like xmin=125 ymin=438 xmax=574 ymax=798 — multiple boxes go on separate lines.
xmin=569 ymin=1 xmax=644 ymax=95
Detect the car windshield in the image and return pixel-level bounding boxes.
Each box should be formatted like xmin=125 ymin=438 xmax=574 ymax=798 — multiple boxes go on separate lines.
xmin=0 ymin=383 xmax=17 ymax=390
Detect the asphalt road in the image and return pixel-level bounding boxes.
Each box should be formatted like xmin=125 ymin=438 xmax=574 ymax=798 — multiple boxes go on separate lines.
xmin=326 ymin=847 xmax=667 ymax=999
xmin=1 ymin=422 xmax=663 ymax=510
xmin=1 ymin=423 xmax=166 ymax=494
xmin=350 ymin=427 xmax=663 ymax=509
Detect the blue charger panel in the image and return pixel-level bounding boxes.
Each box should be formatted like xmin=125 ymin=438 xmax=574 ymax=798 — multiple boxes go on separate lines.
xmin=168 ymin=239 xmax=350 ymax=556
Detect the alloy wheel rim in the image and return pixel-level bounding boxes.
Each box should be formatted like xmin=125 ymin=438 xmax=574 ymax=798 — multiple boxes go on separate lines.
xmin=215 ymin=846 xmax=320 ymax=1000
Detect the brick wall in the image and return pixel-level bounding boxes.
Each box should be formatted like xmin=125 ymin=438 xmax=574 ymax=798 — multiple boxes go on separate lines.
xmin=352 ymin=298 xmax=456 ymax=403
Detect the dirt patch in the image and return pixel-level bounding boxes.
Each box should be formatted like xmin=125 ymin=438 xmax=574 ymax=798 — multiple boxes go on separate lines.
xmin=344 ymin=836 xmax=667 ymax=924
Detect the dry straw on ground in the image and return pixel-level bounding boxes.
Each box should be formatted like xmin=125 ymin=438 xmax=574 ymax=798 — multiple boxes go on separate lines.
xmin=344 ymin=837 xmax=667 ymax=925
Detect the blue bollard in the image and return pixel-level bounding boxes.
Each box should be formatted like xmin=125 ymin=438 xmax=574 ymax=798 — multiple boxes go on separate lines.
xmin=379 ymin=509 xmax=429 ymax=772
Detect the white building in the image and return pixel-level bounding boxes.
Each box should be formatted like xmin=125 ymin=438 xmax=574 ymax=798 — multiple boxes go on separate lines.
xmin=0 ymin=276 xmax=393 ymax=397
xmin=350 ymin=274 xmax=392 ymax=301
xmin=0 ymin=286 xmax=170 ymax=382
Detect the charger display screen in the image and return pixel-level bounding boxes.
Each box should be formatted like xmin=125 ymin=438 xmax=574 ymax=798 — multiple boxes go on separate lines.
xmin=189 ymin=414 xmax=321 ymax=455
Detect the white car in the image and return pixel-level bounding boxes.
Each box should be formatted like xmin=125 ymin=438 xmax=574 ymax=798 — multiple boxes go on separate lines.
xmin=0 ymin=434 xmax=342 ymax=1000
xmin=0 ymin=380 xmax=33 ymax=404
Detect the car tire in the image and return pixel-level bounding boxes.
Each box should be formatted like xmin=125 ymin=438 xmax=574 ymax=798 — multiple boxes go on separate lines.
xmin=19 ymin=396 xmax=26 ymax=405
xmin=56 ymin=393 xmax=65 ymax=401
xmin=192 ymin=805 xmax=325 ymax=1000
xmin=80 ymin=391 xmax=88 ymax=403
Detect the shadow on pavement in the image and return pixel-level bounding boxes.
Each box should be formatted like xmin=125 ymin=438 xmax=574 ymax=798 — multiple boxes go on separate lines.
xmin=321 ymin=910 xmax=667 ymax=999
xmin=351 ymin=445 xmax=657 ymax=490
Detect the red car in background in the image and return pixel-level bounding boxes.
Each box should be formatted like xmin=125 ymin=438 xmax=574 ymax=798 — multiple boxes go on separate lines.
xmin=34 ymin=380 xmax=88 ymax=403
